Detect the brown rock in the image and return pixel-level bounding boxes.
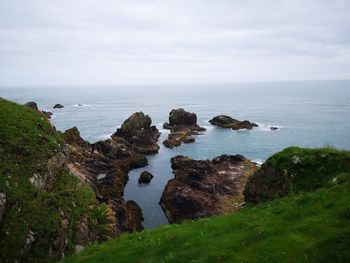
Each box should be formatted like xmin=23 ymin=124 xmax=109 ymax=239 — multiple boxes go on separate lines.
xmin=138 ymin=171 xmax=154 ymax=184
xmin=209 ymin=115 xmax=258 ymax=130
xmin=163 ymin=109 xmax=206 ymax=149
xmin=112 ymin=112 xmax=160 ymax=154
xmin=160 ymin=154 xmax=258 ymax=224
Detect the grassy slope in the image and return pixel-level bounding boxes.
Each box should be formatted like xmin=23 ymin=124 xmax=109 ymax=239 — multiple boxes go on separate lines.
xmin=0 ymin=99 xmax=106 ymax=262
xmin=65 ymin=183 xmax=350 ymax=263
xmin=65 ymin=147 xmax=350 ymax=263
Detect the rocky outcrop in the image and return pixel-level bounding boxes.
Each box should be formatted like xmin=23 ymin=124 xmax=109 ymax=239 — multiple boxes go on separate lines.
xmin=53 ymin=103 xmax=64 ymax=109
xmin=163 ymin=109 xmax=206 ymax=149
xmin=160 ymin=155 xmax=258 ymax=223
xmin=112 ymin=112 xmax=160 ymax=154
xmin=138 ymin=171 xmax=154 ymax=184
xmin=24 ymin=101 xmax=53 ymax=119
xmin=209 ymin=115 xmax=258 ymax=130
xmin=63 ymin=126 xmax=147 ymax=237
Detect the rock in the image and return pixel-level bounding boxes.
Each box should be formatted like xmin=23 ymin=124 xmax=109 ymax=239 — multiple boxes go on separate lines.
xmin=160 ymin=154 xmax=258 ymax=224
xmin=138 ymin=171 xmax=154 ymax=184
xmin=209 ymin=115 xmax=258 ymax=130
xmin=63 ymin=127 xmax=87 ymax=147
xmin=0 ymin=193 xmax=6 ymax=221
xmin=125 ymin=200 xmax=144 ymax=232
xmin=163 ymin=109 xmax=206 ymax=149
xmin=112 ymin=112 xmax=160 ymax=154
xmin=169 ymin=108 xmax=197 ymax=126
xmin=42 ymin=111 xmax=53 ymax=119
xmin=24 ymin=101 xmax=53 ymax=119
xmin=63 ymin=125 xmax=147 ymax=238
xmin=53 ymin=104 xmax=64 ymax=109
xmin=270 ymin=126 xmax=278 ymax=131
xmin=24 ymin=101 xmax=39 ymax=111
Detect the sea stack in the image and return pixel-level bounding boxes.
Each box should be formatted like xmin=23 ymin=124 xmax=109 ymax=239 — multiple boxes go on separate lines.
xmin=112 ymin=112 xmax=160 ymax=154
xmin=163 ymin=108 xmax=206 ymax=149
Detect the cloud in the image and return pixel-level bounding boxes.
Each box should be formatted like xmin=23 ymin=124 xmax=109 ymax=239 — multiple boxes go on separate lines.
xmin=0 ymin=0 xmax=349 ymax=85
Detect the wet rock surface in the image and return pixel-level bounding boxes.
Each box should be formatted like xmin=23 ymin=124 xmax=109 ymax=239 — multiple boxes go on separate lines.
xmin=209 ymin=115 xmax=258 ymax=130
xmin=138 ymin=171 xmax=154 ymax=184
xmin=163 ymin=109 xmax=206 ymax=149
xmin=160 ymin=154 xmax=258 ymax=224
xmin=112 ymin=112 xmax=160 ymax=154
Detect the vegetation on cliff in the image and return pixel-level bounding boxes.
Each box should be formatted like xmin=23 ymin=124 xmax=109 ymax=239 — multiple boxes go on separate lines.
xmin=0 ymin=99 xmax=107 ymax=262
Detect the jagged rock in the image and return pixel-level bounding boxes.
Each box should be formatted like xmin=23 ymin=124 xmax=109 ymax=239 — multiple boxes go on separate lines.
xmin=53 ymin=104 xmax=64 ymax=109
xmin=112 ymin=112 xmax=160 ymax=154
xmin=168 ymin=108 xmax=197 ymax=126
xmin=160 ymin=155 xmax=258 ymax=224
xmin=163 ymin=109 xmax=206 ymax=149
xmin=209 ymin=115 xmax=258 ymax=130
xmin=24 ymin=101 xmax=53 ymax=119
xmin=138 ymin=171 xmax=154 ymax=184
xmin=63 ymin=126 xmax=146 ymax=238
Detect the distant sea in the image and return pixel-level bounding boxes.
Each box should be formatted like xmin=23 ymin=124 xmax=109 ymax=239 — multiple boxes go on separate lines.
xmin=1 ymin=80 xmax=350 ymax=228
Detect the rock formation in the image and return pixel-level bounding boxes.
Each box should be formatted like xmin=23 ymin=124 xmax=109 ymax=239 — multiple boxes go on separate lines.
xmin=24 ymin=101 xmax=53 ymax=119
xmin=209 ymin=115 xmax=258 ymax=130
xmin=63 ymin=126 xmax=147 ymax=234
xmin=163 ymin=108 xmax=206 ymax=149
xmin=112 ymin=112 xmax=160 ymax=154
xmin=138 ymin=171 xmax=154 ymax=184
xmin=160 ymin=154 xmax=258 ymax=224
xmin=53 ymin=103 xmax=64 ymax=109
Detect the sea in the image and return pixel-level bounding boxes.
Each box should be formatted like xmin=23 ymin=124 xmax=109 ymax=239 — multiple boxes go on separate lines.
xmin=1 ymin=80 xmax=350 ymax=228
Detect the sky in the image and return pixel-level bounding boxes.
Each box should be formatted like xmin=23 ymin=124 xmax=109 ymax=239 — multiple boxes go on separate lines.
xmin=0 ymin=0 xmax=350 ymax=86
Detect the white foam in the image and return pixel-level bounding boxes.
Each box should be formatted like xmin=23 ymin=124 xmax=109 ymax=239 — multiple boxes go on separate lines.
xmin=252 ymin=159 xmax=264 ymax=165
xmin=256 ymin=122 xmax=283 ymax=132
xmin=97 ymin=134 xmax=112 ymax=140
xmin=73 ymin=104 xmax=92 ymax=108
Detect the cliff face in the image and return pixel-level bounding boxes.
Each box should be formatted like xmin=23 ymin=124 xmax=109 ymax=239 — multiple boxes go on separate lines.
xmin=0 ymin=99 xmax=147 ymax=262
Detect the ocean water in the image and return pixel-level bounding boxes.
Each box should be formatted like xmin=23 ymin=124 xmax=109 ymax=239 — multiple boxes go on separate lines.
xmin=1 ymin=80 xmax=350 ymax=228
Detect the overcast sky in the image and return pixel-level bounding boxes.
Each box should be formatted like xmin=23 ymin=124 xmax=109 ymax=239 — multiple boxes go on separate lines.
xmin=0 ymin=0 xmax=350 ymax=86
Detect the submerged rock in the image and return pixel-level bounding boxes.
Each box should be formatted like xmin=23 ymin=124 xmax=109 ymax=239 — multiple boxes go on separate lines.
xmin=160 ymin=154 xmax=258 ymax=224
xmin=112 ymin=112 xmax=160 ymax=154
xmin=53 ymin=104 xmax=64 ymax=109
xmin=163 ymin=109 xmax=206 ymax=149
xmin=138 ymin=171 xmax=154 ymax=184
xmin=209 ymin=115 xmax=258 ymax=130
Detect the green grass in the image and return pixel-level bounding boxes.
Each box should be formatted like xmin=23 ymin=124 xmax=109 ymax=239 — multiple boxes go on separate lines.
xmin=0 ymin=99 xmax=107 ymax=262
xmin=244 ymin=147 xmax=350 ymax=203
xmin=64 ymin=182 xmax=350 ymax=263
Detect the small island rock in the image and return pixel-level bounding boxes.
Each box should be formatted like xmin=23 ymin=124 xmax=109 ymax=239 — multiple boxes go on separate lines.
xmin=163 ymin=109 xmax=206 ymax=149
xmin=138 ymin=171 xmax=154 ymax=184
xmin=209 ymin=115 xmax=258 ymax=130
xmin=53 ymin=104 xmax=64 ymax=109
